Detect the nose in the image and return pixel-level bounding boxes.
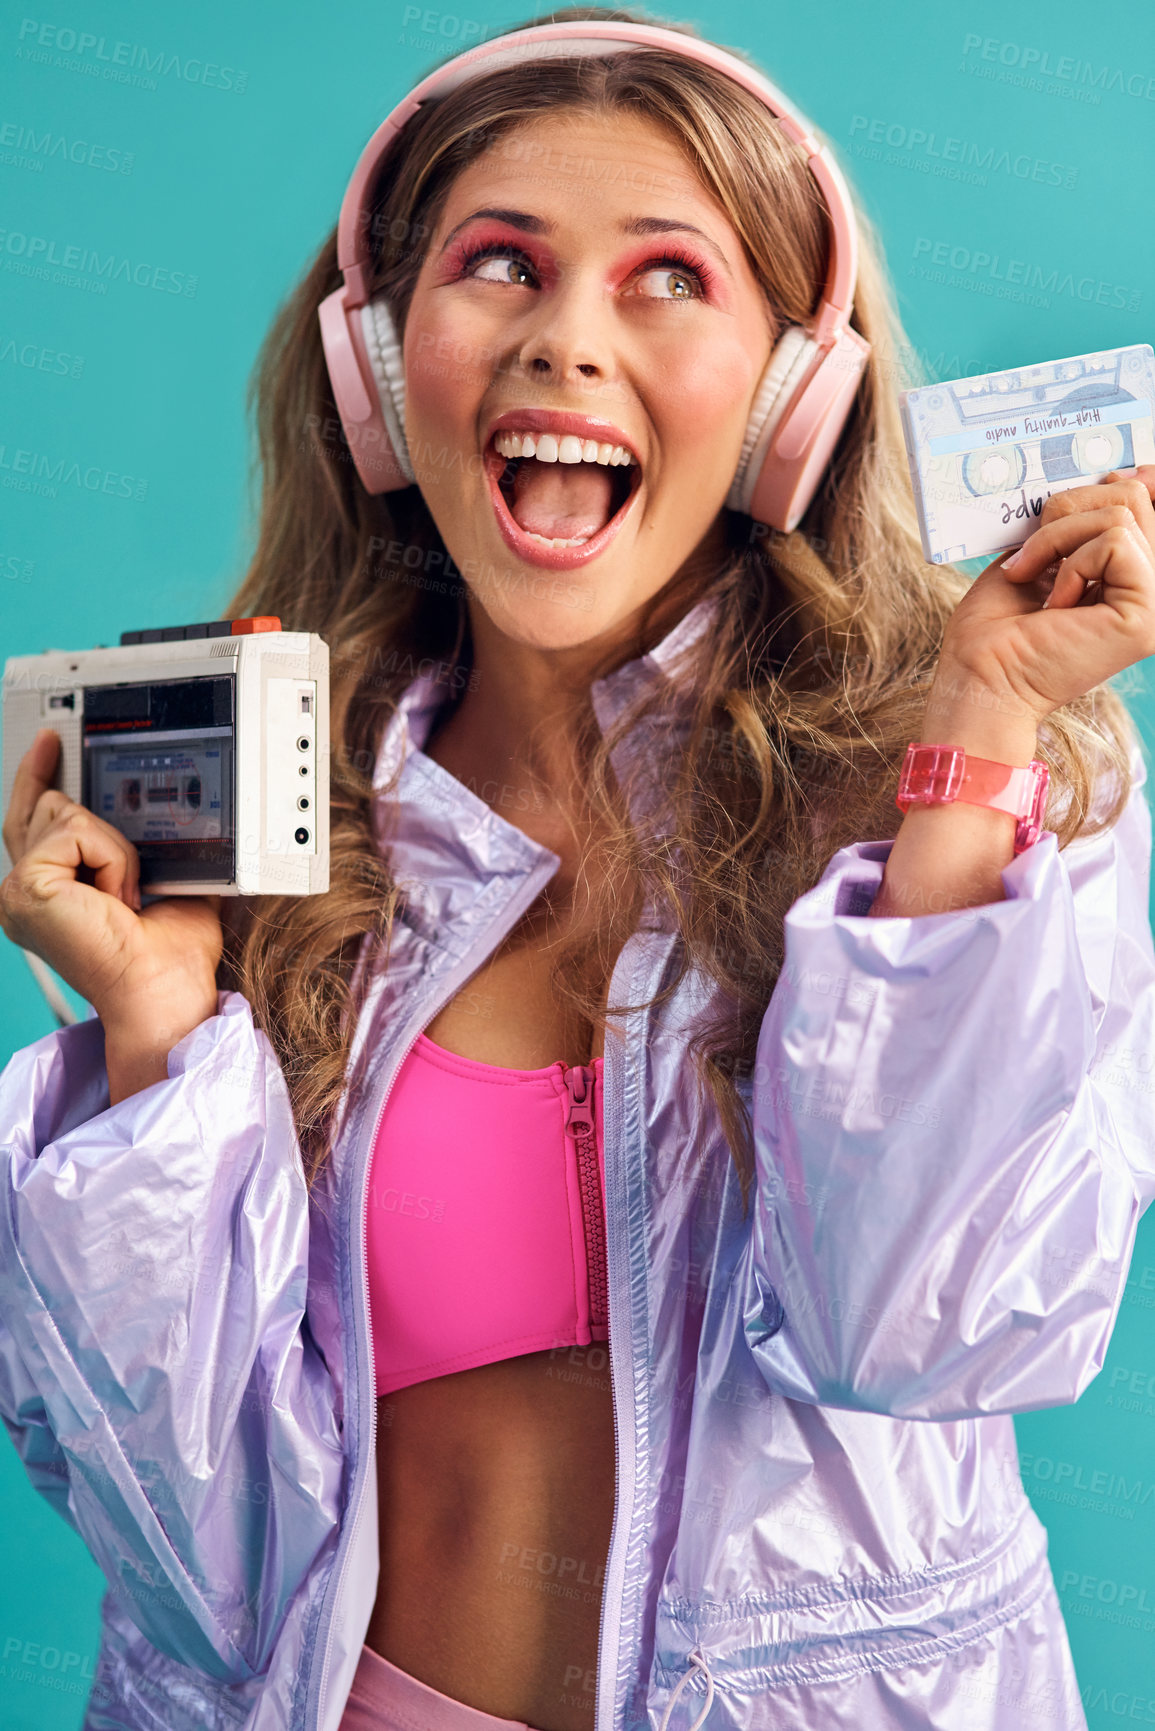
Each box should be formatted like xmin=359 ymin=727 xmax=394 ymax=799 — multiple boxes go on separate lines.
xmin=511 ymin=270 xmax=616 ymax=388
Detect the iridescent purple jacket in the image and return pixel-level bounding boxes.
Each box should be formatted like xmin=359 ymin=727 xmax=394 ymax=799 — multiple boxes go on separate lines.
xmin=1 ymin=602 xmax=1153 ymax=1730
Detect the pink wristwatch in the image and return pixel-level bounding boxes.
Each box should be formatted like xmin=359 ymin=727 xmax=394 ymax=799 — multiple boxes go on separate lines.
xmin=896 ymin=744 xmax=1050 ymax=854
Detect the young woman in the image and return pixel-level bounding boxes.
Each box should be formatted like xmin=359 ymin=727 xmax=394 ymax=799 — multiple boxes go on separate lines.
xmin=2 ymin=10 xmax=1154 ymax=1731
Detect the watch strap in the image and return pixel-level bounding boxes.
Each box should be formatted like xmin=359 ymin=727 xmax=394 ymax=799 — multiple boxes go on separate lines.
xmin=896 ymin=744 xmax=1049 ymax=853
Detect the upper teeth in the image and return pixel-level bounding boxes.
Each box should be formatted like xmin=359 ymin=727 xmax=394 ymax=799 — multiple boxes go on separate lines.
xmin=493 ymin=430 xmax=636 ymax=466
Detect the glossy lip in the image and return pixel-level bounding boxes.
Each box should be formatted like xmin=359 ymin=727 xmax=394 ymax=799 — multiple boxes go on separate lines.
xmin=484 ymin=407 xmax=643 ymax=465
xmin=482 ymin=407 xmax=644 ymax=572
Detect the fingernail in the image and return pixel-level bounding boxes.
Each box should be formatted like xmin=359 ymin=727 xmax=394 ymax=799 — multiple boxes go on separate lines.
xmin=1002 ymin=548 xmax=1025 ymax=571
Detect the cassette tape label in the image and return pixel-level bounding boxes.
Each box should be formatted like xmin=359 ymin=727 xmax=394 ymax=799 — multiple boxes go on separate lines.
xmin=926 ymin=397 xmax=1144 ymax=457
xmin=901 ymin=344 xmax=1155 ymax=564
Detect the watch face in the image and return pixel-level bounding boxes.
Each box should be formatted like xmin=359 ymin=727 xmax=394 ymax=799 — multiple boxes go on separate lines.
xmin=897 ymin=743 xmax=967 ymax=808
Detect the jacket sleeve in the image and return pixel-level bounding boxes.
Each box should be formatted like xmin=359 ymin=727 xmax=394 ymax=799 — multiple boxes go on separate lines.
xmin=744 ymin=750 xmax=1155 ymax=1421
xmin=0 ymin=1318 xmax=78 ymax=1532
xmin=0 ymin=991 xmax=346 ymax=1682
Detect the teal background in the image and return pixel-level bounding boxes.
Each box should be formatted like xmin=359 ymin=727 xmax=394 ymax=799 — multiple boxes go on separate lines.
xmin=1 ymin=0 xmax=1154 ymax=1723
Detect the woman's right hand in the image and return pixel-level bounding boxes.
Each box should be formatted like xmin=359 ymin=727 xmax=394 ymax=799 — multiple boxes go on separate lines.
xmin=0 ymin=729 xmax=224 ymax=1100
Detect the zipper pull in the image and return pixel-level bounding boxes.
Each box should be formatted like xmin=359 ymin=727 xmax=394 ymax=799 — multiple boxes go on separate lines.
xmin=562 ymin=1064 xmax=595 ymax=1137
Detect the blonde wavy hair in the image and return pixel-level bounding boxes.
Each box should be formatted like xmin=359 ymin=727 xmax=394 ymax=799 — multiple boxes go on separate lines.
xmin=220 ymin=5 xmax=1132 ymax=1206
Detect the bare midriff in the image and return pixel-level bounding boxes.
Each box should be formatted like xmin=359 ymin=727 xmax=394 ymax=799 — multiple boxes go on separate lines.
xmin=363 ymin=931 xmax=617 ymax=1731
xmin=365 ymin=1348 xmax=615 ymax=1731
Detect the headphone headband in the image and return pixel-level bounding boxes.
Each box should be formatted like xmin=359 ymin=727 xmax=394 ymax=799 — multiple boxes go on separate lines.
xmin=333 ymin=19 xmax=858 ymax=344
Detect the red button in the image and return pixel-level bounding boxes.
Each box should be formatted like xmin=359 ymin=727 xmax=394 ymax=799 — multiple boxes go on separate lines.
xmin=230 ymin=616 xmax=282 ymax=634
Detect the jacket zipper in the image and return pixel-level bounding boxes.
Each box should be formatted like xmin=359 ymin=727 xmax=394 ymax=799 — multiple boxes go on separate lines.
xmin=562 ymin=1063 xmax=608 ymax=1332
xmin=585 ymin=932 xmax=705 ymax=1731
xmin=590 ymin=943 xmax=656 ymax=1731
xmin=564 ymin=1052 xmax=621 ymax=1731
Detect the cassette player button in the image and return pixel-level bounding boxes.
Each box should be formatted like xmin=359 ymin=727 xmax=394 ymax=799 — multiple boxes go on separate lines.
xmin=231 ymin=616 xmax=282 ymax=634
xmin=118 ymin=617 xmax=282 ymax=645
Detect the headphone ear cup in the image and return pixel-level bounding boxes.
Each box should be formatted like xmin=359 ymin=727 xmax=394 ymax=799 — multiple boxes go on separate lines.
xmin=747 ymin=325 xmax=870 ymax=532
xmin=316 ymin=286 xmax=414 ymax=493
xmin=361 ymin=297 xmax=415 ymax=485
xmin=726 ymin=327 xmax=816 ymax=518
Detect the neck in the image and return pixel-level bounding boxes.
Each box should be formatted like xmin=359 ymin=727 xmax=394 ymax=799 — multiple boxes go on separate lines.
xmin=426 ymin=521 xmax=727 ymax=802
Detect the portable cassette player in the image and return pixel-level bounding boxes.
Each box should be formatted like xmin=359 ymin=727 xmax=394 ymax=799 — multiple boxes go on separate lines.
xmin=1 ymin=616 xmax=329 ymax=895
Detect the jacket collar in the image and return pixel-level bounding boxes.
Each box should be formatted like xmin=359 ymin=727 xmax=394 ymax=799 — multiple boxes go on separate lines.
xmin=589 ymin=590 xmax=718 ymax=738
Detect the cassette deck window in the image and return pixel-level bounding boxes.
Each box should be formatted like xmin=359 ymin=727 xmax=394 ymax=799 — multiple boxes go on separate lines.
xmin=81 ymin=676 xmax=235 ymax=885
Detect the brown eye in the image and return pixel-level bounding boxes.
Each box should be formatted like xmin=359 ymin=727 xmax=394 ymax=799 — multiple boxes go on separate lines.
xmin=471 ymin=253 xmax=535 ymax=287
xmin=632 ymin=266 xmax=700 ymax=301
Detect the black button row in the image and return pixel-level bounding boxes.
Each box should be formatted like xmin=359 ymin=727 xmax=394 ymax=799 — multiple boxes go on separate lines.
xmin=119 ymin=621 xmax=234 ymax=646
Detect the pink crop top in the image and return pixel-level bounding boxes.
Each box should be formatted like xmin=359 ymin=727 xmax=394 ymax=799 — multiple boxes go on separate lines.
xmin=367 ymin=1033 xmax=607 ymax=1396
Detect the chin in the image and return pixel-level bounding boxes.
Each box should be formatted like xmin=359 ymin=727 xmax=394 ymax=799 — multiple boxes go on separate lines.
xmin=469 ymin=569 xmax=631 ymax=653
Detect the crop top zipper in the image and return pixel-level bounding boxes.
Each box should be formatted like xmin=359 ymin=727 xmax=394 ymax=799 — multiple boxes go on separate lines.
xmin=562 ymin=1063 xmax=608 ymax=1332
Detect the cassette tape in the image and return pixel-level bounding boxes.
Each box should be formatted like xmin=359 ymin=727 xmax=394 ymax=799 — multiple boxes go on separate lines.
xmin=2 ymin=617 xmax=329 ymax=895
xmin=900 ymin=343 xmax=1155 ymax=565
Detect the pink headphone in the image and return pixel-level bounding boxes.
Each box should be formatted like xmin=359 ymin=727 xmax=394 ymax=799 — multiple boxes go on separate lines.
xmin=317 ymin=19 xmax=870 ymax=533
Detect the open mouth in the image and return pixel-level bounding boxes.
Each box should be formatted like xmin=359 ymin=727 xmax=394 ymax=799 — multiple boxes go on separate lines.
xmin=483 ymin=427 xmax=642 ymax=570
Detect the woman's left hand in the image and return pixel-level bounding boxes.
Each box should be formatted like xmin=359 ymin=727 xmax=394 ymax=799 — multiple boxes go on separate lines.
xmin=931 ymin=465 xmax=1155 ymax=728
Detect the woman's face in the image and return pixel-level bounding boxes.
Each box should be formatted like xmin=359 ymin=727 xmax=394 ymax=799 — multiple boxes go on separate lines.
xmin=402 ymin=108 xmax=775 ymax=651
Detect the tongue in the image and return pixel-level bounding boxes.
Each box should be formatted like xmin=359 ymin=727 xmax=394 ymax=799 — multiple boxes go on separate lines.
xmin=509 ymin=458 xmax=616 ymax=541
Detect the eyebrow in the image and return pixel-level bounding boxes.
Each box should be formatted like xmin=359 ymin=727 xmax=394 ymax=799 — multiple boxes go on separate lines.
xmin=440 ymin=207 xmax=734 ymax=278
